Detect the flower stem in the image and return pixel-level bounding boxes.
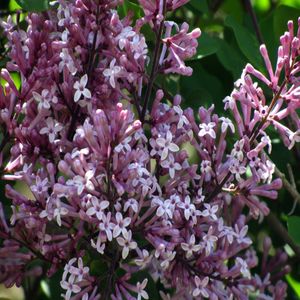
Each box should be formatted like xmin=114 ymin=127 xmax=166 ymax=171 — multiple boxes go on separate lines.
xmin=67 ymin=1 xmax=100 ymax=140
xmin=140 ymin=1 xmax=166 ymax=123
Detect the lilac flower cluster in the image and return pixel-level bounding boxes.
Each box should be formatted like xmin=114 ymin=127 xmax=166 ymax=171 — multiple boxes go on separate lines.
xmin=0 ymin=0 xmax=299 ymax=299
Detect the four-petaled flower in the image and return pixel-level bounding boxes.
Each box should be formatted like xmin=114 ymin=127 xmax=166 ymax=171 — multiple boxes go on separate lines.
xmin=195 ymin=188 xmax=205 ymax=204
xmin=62 ymin=258 xmax=77 ymax=282
xmin=181 ymin=234 xmax=202 ymax=258
xmin=31 ymin=176 xmax=49 ymax=195
xmin=229 ymin=159 xmax=246 ymax=182
xmin=73 ymin=74 xmax=92 ymax=102
xmin=86 ymin=197 xmax=109 ymax=221
xmin=203 ymin=226 xmax=218 ymax=256
xmin=33 ymin=88 xmax=58 ymax=111
xmin=113 ymin=212 xmax=131 ymax=238
xmin=60 ymin=276 xmax=81 ymax=300
xmin=199 ymin=122 xmax=216 ymax=138
xmin=200 ymin=204 xmax=219 ymax=221
xmin=99 ymin=212 xmax=115 ymax=241
xmin=219 ymin=117 xmax=235 ymax=133
xmin=117 ymin=230 xmax=137 ymax=259
xmin=116 ymin=26 xmax=136 ymax=49
xmin=136 ymin=279 xmax=149 ymax=300
xmin=69 ymin=257 xmax=89 ymax=282
xmin=232 ymin=139 xmax=245 ymax=161
xmin=156 ymin=131 xmax=180 ymax=160
xmin=235 ymin=225 xmax=252 ymax=245
xmin=59 ymin=48 xmax=77 ymax=75
xmin=103 ymin=58 xmax=121 ymax=88
xmin=115 ymin=136 xmax=132 ymax=153
xmin=193 ymin=276 xmax=209 ymax=298
xmin=66 ymin=169 xmax=95 ymax=196
xmin=39 ymin=117 xmax=63 ymax=143
xmin=124 ymin=198 xmax=139 ymax=213
xmin=236 ymin=257 xmax=251 ymax=279
xmin=91 ymin=233 xmax=106 ymax=254
xmin=177 ymin=195 xmax=195 ymax=220
xmin=173 ymin=105 xmax=189 ymax=129
xmin=135 ymin=250 xmax=153 ymax=268
xmin=160 ymin=153 xmax=182 ymax=178
xmin=152 ymin=197 xmax=173 ymax=219
xmin=53 ymin=197 xmax=68 ymax=226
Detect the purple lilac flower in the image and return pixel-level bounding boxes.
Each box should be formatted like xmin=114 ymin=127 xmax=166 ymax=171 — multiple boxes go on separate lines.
xmin=0 ymin=1 xmax=298 ymax=299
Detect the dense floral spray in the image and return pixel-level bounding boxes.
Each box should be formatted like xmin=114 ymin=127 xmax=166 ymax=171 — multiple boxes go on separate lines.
xmin=0 ymin=0 xmax=299 ymax=299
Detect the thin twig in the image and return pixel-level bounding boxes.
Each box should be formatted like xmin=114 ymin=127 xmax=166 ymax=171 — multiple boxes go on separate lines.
xmin=67 ymin=1 xmax=100 ymax=140
xmin=287 ymin=164 xmax=298 ymax=215
xmin=287 ymin=164 xmax=296 ymax=188
xmin=260 ymin=146 xmax=300 ymax=207
xmin=140 ymin=1 xmax=166 ymax=123
xmin=209 ymin=0 xmax=226 ymax=12
xmin=274 ymin=164 xmax=300 ymax=207
xmin=103 ymin=249 xmax=119 ymax=300
xmin=266 ymin=212 xmax=300 ymax=259
xmin=249 ymin=78 xmax=288 ymax=144
xmin=243 ymin=0 xmax=264 ymax=45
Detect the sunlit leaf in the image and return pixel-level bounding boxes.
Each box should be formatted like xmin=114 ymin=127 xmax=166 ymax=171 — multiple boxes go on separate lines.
xmin=0 ymin=73 xmax=21 ymax=91
xmin=0 ymin=284 xmax=24 ymax=300
xmin=118 ymin=0 xmax=143 ymax=20
xmin=15 ymin=0 xmax=48 ymax=12
xmin=279 ymin=0 xmax=300 ymax=9
xmin=225 ymin=16 xmax=263 ymax=69
xmin=253 ymin=0 xmax=271 ymax=12
xmin=9 ymin=0 xmax=22 ymax=11
xmin=40 ymin=281 xmax=50 ymax=299
xmin=286 ymin=274 xmax=300 ymax=297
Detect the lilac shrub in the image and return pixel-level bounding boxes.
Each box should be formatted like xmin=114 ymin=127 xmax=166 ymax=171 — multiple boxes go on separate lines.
xmin=0 ymin=0 xmax=299 ymax=299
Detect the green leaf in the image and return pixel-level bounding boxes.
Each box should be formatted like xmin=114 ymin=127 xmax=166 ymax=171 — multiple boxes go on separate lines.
xmin=221 ymin=0 xmax=244 ymax=23
xmin=286 ymin=274 xmax=300 ymax=297
xmin=118 ymin=0 xmax=143 ymax=20
xmin=273 ymin=5 xmax=300 ymax=41
xmin=259 ymin=11 xmax=277 ymax=64
xmin=225 ymin=16 xmax=263 ymax=69
xmin=190 ymin=32 xmax=220 ymax=60
xmin=188 ymin=0 xmax=209 ymax=13
xmin=90 ymin=259 xmax=109 ymax=277
xmin=180 ymin=61 xmax=225 ymax=110
xmin=15 ymin=0 xmax=48 ymax=12
xmin=47 ymin=270 xmax=63 ymax=300
xmin=216 ymin=39 xmax=247 ymax=79
xmin=279 ymin=0 xmax=300 ymax=9
xmin=287 ymin=216 xmax=300 ymax=245
xmin=0 ymin=73 xmax=21 ymax=91
xmin=9 ymin=0 xmax=22 ymax=11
